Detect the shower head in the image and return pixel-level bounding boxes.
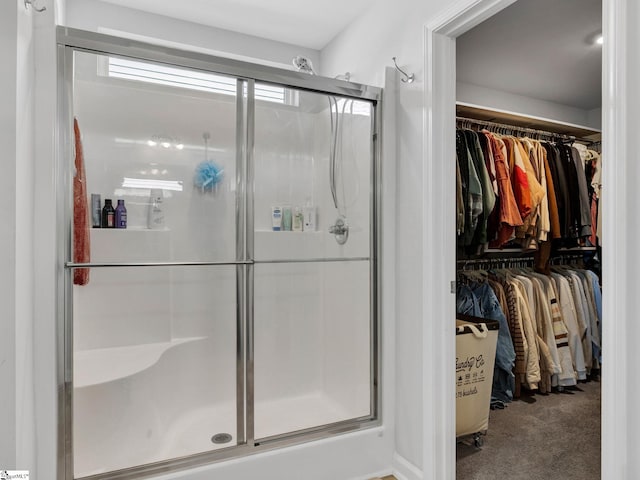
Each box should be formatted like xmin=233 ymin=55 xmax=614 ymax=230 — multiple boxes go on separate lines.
xmin=292 ymin=56 xmax=316 ymax=75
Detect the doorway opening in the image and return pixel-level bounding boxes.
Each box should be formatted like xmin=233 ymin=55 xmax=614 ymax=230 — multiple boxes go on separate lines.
xmin=423 ymin=0 xmax=614 ymax=478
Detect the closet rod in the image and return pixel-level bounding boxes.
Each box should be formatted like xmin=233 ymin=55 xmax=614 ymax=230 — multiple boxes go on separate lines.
xmin=549 ymin=254 xmax=585 ymax=265
xmin=456 ymin=115 xmax=577 ymax=142
xmin=456 ymin=256 xmax=535 ymax=266
xmin=588 ymin=139 xmax=602 ymax=152
xmin=456 ymin=253 xmax=585 ymax=268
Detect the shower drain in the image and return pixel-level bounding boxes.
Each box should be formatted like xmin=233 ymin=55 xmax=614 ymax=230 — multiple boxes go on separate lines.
xmin=211 ymin=433 xmax=233 ymax=444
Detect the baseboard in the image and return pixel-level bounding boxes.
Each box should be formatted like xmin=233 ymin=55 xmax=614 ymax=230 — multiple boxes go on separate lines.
xmin=348 ymin=470 xmax=394 ymax=480
xmin=392 ymin=453 xmax=423 ymax=480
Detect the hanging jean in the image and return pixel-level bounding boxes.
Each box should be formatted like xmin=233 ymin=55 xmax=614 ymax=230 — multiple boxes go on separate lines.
xmin=457 ymin=282 xmax=515 ymax=405
xmin=471 ymin=283 xmax=516 ymax=404
xmin=456 ymin=284 xmax=483 ymax=317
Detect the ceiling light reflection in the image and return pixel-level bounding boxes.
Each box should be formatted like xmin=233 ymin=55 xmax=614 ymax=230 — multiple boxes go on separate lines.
xmin=122 ymin=177 xmax=183 ymax=191
xmin=114 ymin=137 xmax=225 ymax=153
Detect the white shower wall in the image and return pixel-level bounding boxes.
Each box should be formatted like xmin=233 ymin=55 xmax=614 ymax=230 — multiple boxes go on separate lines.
xmin=254 ymin=261 xmax=371 ymax=439
xmin=253 ymin=94 xmax=372 ymax=261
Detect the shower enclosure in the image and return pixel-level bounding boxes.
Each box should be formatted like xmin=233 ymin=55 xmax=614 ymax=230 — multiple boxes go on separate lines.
xmin=58 ymin=28 xmax=380 ymax=479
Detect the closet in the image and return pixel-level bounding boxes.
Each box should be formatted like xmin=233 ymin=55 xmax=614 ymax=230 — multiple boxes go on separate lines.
xmin=455 ymin=109 xmax=602 ymax=388
xmin=454 ymin=110 xmax=603 ymax=476
xmin=453 ymin=0 xmax=603 ymax=478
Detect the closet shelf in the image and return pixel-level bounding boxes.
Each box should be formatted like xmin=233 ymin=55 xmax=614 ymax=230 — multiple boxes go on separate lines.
xmin=74 ymin=336 xmax=205 ymax=388
xmin=457 ymin=103 xmax=602 ymax=141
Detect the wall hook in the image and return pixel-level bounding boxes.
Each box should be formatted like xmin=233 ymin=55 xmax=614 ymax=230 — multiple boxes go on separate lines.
xmin=24 ymin=0 xmax=46 ymax=12
xmin=392 ymin=57 xmax=414 ymax=83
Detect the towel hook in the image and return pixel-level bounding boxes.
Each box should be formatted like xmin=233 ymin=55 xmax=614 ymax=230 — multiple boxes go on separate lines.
xmin=24 ymin=0 xmax=46 ymax=12
xmin=392 ymin=57 xmax=414 ymax=83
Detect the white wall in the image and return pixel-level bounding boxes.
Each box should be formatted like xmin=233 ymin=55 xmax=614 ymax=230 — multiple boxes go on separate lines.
xmin=33 ymin=1 xmax=66 ymax=477
xmin=1 ymin=0 xmax=36 ymax=472
xmin=15 ymin=1 xmax=36 ymax=472
xmin=456 ymin=80 xmax=599 ymax=128
xmin=588 ymin=107 xmax=602 ymax=129
xmin=64 ymin=0 xmax=321 ymax=71
xmin=0 ymin=0 xmax=19 ymax=467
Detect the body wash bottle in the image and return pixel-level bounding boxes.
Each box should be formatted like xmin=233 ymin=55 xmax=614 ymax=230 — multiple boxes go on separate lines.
xmin=303 ymin=201 xmax=316 ymax=232
xmin=292 ymin=206 xmax=303 ymax=232
xmin=148 ymin=189 xmax=165 ymax=230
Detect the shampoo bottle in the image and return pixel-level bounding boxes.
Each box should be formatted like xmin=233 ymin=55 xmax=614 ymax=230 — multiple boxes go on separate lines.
xmin=271 ymin=206 xmax=282 ymax=231
xmin=101 ymin=199 xmax=115 ymax=228
xmin=115 ymin=199 xmax=127 ymax=229
xmin=148 ymin=189 xmax=165 ymax=230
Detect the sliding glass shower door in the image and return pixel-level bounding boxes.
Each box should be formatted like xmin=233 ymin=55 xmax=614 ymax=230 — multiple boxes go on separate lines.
xmin=69 ymin=50 xmax=242 ymax=477
xmin=252 ymin=87 xmax=374 ymax=439
xmin=62 ymin=32 xmax=379 ymax=480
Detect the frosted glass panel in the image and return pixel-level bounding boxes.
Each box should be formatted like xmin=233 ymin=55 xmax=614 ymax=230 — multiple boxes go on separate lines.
xmin=73 ymin=266 xmax=237 ymax=477
xmin=73 ymin=51 xmax=237 ymax=263
xmin=253 ymin=87 xmax=373 ymax=261
xmin=254 ymin=261 xmax=371 ymax=438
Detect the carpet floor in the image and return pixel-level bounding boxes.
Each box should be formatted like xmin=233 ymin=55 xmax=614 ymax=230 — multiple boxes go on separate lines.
xmin=456 ymin=378 xmax=601 ymax=480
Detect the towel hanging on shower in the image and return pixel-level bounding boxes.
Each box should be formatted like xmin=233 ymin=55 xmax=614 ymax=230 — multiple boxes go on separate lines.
xmin=73 ymin=117 xmax=91 ymax=285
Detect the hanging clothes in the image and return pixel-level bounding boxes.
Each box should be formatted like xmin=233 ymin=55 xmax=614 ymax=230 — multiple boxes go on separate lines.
xmin=483 ymin=130 xmax=523 ymax=248
xmin=457 ymin=264 xmax=602 ymax=397
xmin=456 ymin=130 xmax=483 ymax=248
xmin=455 ymin=126 xmax=602 ymax=264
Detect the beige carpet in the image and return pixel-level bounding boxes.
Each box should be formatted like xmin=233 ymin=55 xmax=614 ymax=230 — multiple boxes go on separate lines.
xmin=456 ymin=379 xmax=601 ymax=480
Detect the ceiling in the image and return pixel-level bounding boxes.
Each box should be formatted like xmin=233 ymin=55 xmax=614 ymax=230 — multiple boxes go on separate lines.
xmin=457 ymin=0 xmax=602 ymax=110
xmin=97 ymin=0 xmax=601 ymax=110
xmin=99 ymin=0 xmax=372 ymax=50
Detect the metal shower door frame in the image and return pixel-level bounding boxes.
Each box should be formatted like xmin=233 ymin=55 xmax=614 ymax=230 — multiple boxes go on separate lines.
xmin=57 ymin=26 xmax=381 ymax=480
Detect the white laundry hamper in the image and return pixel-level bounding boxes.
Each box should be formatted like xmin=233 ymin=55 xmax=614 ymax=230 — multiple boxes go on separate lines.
xmin=455 ymin=314 xmax=499 ymax=443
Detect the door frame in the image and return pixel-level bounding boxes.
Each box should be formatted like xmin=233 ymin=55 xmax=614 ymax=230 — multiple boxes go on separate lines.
xmin=423 ymin=0 xmax=623 ymax=478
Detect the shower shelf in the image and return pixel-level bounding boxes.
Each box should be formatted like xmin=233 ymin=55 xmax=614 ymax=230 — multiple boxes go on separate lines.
xmin=254 ymin=229 xmax=324 ymax=234
xmin=74 ymin=336 xmax=205 ymax=388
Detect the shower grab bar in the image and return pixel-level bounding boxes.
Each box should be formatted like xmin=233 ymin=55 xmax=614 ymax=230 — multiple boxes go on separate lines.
xmin=65 ymin=260 xmax=254 ymax=268
xmin=65 ymin=257 xmax=370 ymax=268
xmin=254 ymin=257 xmax=369 ymax=264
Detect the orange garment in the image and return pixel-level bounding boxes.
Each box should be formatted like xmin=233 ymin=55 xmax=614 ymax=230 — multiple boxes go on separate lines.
xmin=73 ymin=118 xmax=90 ymax=285
xmin=483 ymin=131 xmax=523 ymax=248
xmin=502 ymin=136 xmax=532 ymax=221
xmin=512 ymin=138 xmax=544 ymax=242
